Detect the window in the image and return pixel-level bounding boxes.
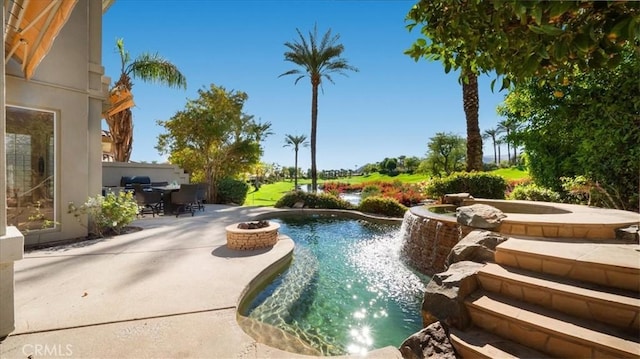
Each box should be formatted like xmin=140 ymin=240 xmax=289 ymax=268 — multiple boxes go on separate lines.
xmin=6 ymin=106 xmax=56 ymax=231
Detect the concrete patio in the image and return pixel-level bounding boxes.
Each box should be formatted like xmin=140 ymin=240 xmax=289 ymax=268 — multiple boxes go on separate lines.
xmin=0 ymin=204 xmax=402 ymax=359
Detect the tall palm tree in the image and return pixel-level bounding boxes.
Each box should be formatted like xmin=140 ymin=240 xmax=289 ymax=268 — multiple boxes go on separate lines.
xmin=279 ymin=25 xmax=358 ymax=192
xmin=462 ymin=69 xmax=483 ymax=171
xmin=497 ymin=120 xmax=516 ymax=165
xmin=249 ymin=120 xmax=273 ymax=155
xmin=283 ymin=134 xmax=309 ymax=190
xmin=105 ymin=38 xmax=186 ymax=162
xmin=482 ymin=127 xmax=501 ymax=164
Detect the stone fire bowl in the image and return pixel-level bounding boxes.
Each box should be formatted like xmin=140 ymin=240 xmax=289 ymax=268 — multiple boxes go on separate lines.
xmin=225 ymin=221 xmax=281 ymax=251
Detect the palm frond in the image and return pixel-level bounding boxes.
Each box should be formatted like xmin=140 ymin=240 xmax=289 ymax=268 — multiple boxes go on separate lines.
xmin=127 ymin=53 xmax=187 ymax=89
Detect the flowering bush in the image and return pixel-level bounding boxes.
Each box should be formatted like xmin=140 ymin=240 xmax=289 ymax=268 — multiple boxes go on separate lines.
xmin=68 ymin=191 xmax=138 ymax=237
xmin=322 ymin=180 xmax=425 ymax=207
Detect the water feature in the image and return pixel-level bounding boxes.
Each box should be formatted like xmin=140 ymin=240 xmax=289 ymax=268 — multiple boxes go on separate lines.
xmin=241 ymin=215 xmax=428 ymax=355
xmin=340 ymin=192 xmax=362 ymax=206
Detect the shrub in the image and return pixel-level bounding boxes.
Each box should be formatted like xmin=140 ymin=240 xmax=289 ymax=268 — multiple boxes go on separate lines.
xmin=322 ymin=180 xmax=425 ymax=207
xmin=274 ymin=191 xmax=352 ymax=209
xmin=360 ymin=185 xmax=382 ymax=200
xmin=217 ymin=178 xmax=249 ymax=205
xmin=425 ymin=172 xmax=507 ymax=200
xmin=67 ymin=191 xmax=138 ymax=237
xmin=358 ymin=196 xmax=408 ymax=217
xmin=483 ymin=162 xmax=499 ymax=171
xmin=508 ymin=183 xmax=561 ymax=202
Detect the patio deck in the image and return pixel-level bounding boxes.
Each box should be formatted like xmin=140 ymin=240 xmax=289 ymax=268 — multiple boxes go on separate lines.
xmin=0 ymin=204 xmax=401 ymax=358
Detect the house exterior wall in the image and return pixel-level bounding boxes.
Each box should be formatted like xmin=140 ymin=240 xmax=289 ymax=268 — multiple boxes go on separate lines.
xmin=5 ymin=0 xmax=107 ymax=246
xmin=102 ymin=162 xmax=190 ymax=188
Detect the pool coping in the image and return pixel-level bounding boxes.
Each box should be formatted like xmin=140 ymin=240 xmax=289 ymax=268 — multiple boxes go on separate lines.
xmin=410 ymin=199 xmax=640 ymax=240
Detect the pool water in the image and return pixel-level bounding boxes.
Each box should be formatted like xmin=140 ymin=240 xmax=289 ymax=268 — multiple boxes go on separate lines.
xmin=242 ymin=215 xmax=428 ymax=355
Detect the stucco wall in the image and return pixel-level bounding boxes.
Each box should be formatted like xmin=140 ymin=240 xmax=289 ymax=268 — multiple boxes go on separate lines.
xmin=5 ymin=0 xmax=106 ymax=246
xmin=102 ymin=162 xmax=190 ymax=187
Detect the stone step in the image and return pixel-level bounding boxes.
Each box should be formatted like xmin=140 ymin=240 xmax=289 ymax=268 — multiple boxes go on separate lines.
xmin=494 ymin=237 xmax=640 ymax=292
xmin=477 ymin=262 xmax=640 ymax=333
xmin=449 ymin=327 xmax=551 ymax=359
xmin=466 ymin=291 xmax=640 ymax=358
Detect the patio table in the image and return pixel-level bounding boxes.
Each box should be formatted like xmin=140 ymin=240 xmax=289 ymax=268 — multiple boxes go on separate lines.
xmin=152 ymin=185 xmax=181 ymax=215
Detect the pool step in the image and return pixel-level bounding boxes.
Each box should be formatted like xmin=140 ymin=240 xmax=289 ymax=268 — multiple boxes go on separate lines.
xmin=449 ymin=327 xmax=550 ymax=359
xmin=465 ymin=290 xmax=640 ymax=358
xmin=477 ymin=262 xmax=640 ymax=333
xmin=494 ymin=237 xmax=640 ymax=292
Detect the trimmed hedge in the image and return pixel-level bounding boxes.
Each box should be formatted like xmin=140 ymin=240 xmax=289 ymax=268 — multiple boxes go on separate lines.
xmin=217 ymin=178 xmax=249 ymax=205
xmin=274 ymin=191 xmax=352 ymax=209
xmin=357 ymin=196 xmax=408 ymax=217
xmin=425 ymin=172 xmax=507 ymax=200
xmin=509 ymin=183 xmax=561 ymax=202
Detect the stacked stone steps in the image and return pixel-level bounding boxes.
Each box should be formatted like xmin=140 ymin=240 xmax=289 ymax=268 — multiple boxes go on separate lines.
xmin=449 ymin=327 xmax=551 ymax=358
xmin=478 ymin=262 xmax=640 ymax=332
xmin=466 ymin=291 xmax=639 ymax=358
xmin=494 ymin=237 xmax=640 ymax=292
xmin=460 ymin=237 xmax=640 ymax=358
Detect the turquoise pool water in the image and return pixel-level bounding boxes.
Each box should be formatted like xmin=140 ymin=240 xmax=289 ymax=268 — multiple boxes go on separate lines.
xmin=242 ymin=215 xmax=428 ymax=355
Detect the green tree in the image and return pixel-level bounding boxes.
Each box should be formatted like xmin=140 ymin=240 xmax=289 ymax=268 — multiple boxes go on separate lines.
xmin=500 ymin=46 xmax=639 ymax=211
xmin=156 ymin=84 xmax=261 ymax=203
xmin=497 ymin=120 xmax=520 ymax=165
xmin=426 ymin=132 xmax=466 ymax=176
xmin=283 ymin=134 xmax=309 ymax=190
xmin=249 ymin=120 xmax=274 ymax=155
xmin=404 ymin=156 xmax=422 ymax=174
xmin=379 ymin=157 xmax=398 ymax=175
xmin=106 ymin=38 xmax=187 ymax=162
xmin=482 ymin=128 xmax=501 ymax=165
xmin=406 ymin=1 xmax=636 ymax=171
xmin=280 ymin=25 xmax=358 ymax=193
xmin=406 ymin=1 xmax=637 ymax=87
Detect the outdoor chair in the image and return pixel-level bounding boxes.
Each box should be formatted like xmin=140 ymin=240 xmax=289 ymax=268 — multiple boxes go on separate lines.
xmin=195 ymin=183 xmax=208 ymax=211
xmin=171 ymin=184 xmax=199 ymax=217
xmin=133 ymin=184 xmax=163 ymax=217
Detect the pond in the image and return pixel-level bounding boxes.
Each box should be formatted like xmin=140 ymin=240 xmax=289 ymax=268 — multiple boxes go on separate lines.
xmin=240 ymin=215 xmax=428 ymax=355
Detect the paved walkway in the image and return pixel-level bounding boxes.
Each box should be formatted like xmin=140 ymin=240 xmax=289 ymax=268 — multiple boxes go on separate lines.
xmin=0 ymin=205 xmax=402 ymax=359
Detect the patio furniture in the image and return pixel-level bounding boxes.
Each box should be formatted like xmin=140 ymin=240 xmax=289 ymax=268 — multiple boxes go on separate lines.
xmin=196 ymin=183 xmax=208 ymax=211
xmin=171 ymin=184 xmax=199 ymax=217
xmin=120 ymin=176 xmax=152 ymax=192
xmin=133 ymin=184 xmax=163 ymax=217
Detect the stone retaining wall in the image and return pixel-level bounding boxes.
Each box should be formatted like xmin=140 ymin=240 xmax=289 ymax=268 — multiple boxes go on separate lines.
xmin=401 ymin=211 xmax=472 ymax=276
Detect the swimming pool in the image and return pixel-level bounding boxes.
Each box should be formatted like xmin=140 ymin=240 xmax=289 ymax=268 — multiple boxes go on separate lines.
xmin=239 ymin=215 xmax=428 ymax=355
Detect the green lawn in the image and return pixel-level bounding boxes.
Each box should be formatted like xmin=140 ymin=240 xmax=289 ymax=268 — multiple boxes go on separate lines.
xmin=243 ymin=168 xmax=530 ymax=207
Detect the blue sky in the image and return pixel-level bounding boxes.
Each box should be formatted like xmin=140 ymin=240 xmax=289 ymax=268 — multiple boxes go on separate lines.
xmin=102 ymin=0 xmax=507 ymax=170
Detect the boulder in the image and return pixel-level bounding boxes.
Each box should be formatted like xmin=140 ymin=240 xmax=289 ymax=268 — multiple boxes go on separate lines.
xmin=292 ymin=201 xmax=305 ymax=209
xmin=399 ymin=321 xmax=458 ymax=359
xmin=443 ymin=193 xmax=473 ymax=206
xmin=456 ymin=204 xmax=506 ymax=229
xmin=447 ymin=230 xmax=507 ymax=267
xmin=422 ymin=261 xmax=484 ymax=330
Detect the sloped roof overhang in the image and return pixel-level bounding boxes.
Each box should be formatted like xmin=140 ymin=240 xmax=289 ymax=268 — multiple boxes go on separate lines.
xmin=4 ymin=0 xmax=115 ymax=80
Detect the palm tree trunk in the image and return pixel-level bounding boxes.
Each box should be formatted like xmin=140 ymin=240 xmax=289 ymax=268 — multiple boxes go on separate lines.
xmin=505 ymin=130 xmax=511 ymax=164
xmin=513 ymin=145 xmax=517 ymax=165
xmin=462 ymin=70 xmax=482 ymax=171
xmin=106 ymin=108 xmax=133 ymax=162
xmin=294 ymin=148 xmax=299 ymax=190
xmin=106 ymin=74 xmax=134 ymax=162
xmin=492 ymin=136 xmax=497 ymax=164
xmin=310 ymin=79 xmax=319 ymax=193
